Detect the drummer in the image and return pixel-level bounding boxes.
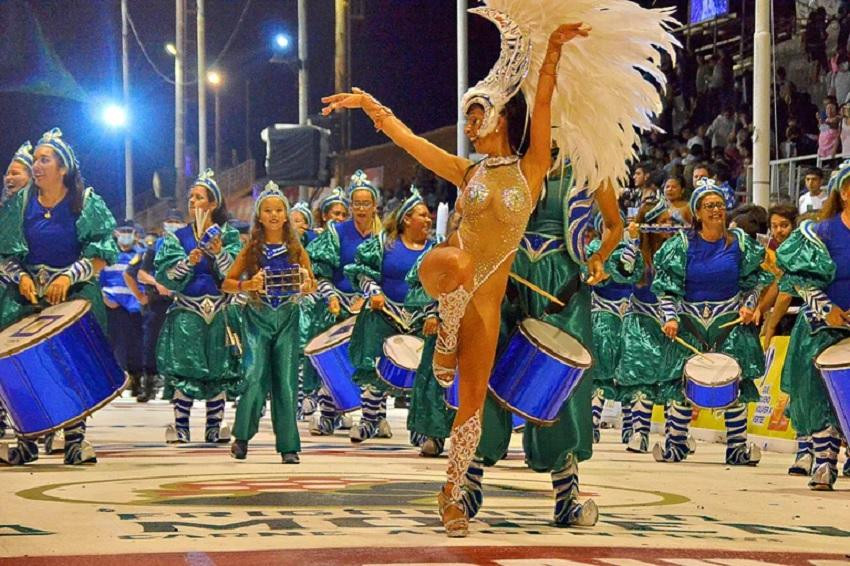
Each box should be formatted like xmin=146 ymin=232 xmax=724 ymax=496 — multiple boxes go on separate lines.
xmin=305 ymin=171 xmax=381 ymax=436
xmin=154 ymin=169 xmax=243 ymax=444
xmin=345 ymin=188 xmax=435 ymax=443
xmin=223 ymin=182 xmax=316 ymax=463
xmin=653 ymin=178 xmax=772 ymax=466
xmin=291 ymin=201 xmax=318 ymax=246
xmin=777 ymin=159 xmax=850 ymax=490
xmin=0 ymin=128 xmax=119 ymax=466
xmin=465 ymin=158 xmax=623 ymax=527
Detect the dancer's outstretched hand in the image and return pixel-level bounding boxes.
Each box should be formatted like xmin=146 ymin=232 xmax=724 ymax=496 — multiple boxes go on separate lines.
xmin=322 ymin=87 xmax=371 ymax=116
xmin=548 ymin=22 xmax=591 ymax=47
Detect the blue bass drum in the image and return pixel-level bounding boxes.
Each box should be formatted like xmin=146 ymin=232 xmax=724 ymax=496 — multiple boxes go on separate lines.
xmin=376 ymin=335 xmax=423 ymax=391
xmin=304 ymin=318 xmax=361 ymax=413
xmin=683 ymin=353 xmax=740 ymax=409
xmin=488 ymin=318 xmax=592 ymax=427
xmin=815 ymin=337 xmax=850 ymax=436
xmin=0 ymin=300 xmax=127 ymax=438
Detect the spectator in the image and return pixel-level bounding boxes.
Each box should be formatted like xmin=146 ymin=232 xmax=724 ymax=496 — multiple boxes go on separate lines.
xmin=817 ymin=99 xmax=841 ymax=158
xmin=840 ymin=102 xmax=850 ymax=154
xmin=706 ymin=106 xmax=736 ymax=151
xmin=619 ymin=162 xmax=657 ymax=213
xmin=663 ymin=175 xmax=692 ymax=226
xmin=803 ymin=7 xmax=829 ymax=81
xmin=687 ymin=124 xmax=707 ymax=150
xmin=829 ymin=48 xmax=850 ymax=104
xmin=798 ymin=167 xmax=828 ymax=214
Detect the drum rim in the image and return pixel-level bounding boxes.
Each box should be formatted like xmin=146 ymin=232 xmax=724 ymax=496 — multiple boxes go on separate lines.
xmin=380 ymin=334 xmax=424 ymax=372
xmin=683 ymin=377 xmax=740 ymax=409
xmin=375 ymin=361 xmax=414 ymax=391
xmin=518 ymin=319 xmax=592 ymax=368
xmin=683 ymin=353 xmax=741 ymax=387
xmin=487 ymin=384 xmax=559 ymax=427
xmin=0 ymin=299 xmax=91 ymax=360
xmin=304 ymin=319 xmax=356 ymax=356
xmin=815 ymin=337 xmax=850 ymax=369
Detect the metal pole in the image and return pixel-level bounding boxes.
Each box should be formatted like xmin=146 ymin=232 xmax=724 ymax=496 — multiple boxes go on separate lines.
xmin=197 ymin=0 xmax=207 ymax=173
xmin=121 ymin=0 xmax=134 ymax=220
xmin=175 ymin=0 xmax=186 ymax=208
xmin=334 ymin=0 xmax=349 ymax=181
xmin=245 ymin=79 xmax=252 ymax=161
xmin=214 ymin=89 xmax=221 ymax=172
xmin=457 ymin=0 xmax=469 ymax=158
xmin=752 ymin=0 xmax=771 ymax=207
xmin=298 ymin=0 xmax=309 ymax=201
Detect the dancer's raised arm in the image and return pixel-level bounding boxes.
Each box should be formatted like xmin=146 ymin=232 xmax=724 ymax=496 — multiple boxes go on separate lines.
xmin=322 ymin=88 xmax=472 ymax=188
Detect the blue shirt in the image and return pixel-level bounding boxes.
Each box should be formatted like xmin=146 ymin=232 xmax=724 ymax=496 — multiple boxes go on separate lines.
xmin=24 ymin=192 xmax=82 ymax=268
xmin=684 ymin=234 xmax=741 ymax=302
xmin=100 ymin=247 xmax=143 ymax=313
xmin=382 ymin=240 xmax=428 ymax=303
xmin=632 ymin=269 xmax=658 ymax=304
xmin=174 ymin=225 xmax=220 ymax=297
xmin=595 ymin=280 xmax=633 ymax=302
xmin=333 ymin=220 xmax=371 ymax=293
xmin=816 ymin=215 xmax=850 ymax=310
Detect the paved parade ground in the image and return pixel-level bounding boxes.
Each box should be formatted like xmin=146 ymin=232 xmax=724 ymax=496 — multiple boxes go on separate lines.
xmin=1 ymin=399 xmax=848 ymax=565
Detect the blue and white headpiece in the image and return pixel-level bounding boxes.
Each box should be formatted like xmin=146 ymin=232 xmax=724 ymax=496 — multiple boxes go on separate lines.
xmin=394 ymin=186 xmax=424 ymax=221
xmin=254 ymin=180 xmax=289 ymax=216
xmin=193 ymin=169 xmax=222 ymax=205
xmin=347 ymin=169 xmax=379 ymax=203
xmin=643 ymin=198 xmax=668 ymax=224
xmin=689 ymin=178 xmax=726 ymax=216
xmin=830 ymin=159 xmax=850 ymax=193
xmin=320 ymin=187 xmax=349 ymax=213
xmin=11 ymin=141 xmax=33 ymax=172
xmin=291 ymin=201 xmax=314 ymax=229
xmin=36 ymin=128 xmax=79 ymax=173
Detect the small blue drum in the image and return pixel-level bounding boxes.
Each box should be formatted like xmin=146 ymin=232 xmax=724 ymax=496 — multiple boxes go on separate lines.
xmin=488 ymin=318 xmax=592 ymax=426
xmin=305 ymin=318 xmax=361 ymax=413
xmin=683 ymin=352 xmax=740 ymax=409
xmin=815 ymin=338 xmax=850 ymax=435
xmin=376 ymin=335 xmax=423 ymax=391
xmin=444 ymin=381 xmax=524 ymax=430
xmin=198 ymin=224 xmax=222 ymax=249
xmin=263 ymin=266 xmax=302 ymax=298
xmin=0 ymin=300 xmax=127 ymax=438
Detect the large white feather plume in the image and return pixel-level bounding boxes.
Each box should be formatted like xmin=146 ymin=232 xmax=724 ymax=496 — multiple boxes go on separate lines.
xmin=477 ymin=0 xmax=680 ymax=194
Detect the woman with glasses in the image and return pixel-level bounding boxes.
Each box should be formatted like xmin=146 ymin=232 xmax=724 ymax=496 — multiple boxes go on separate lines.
xmin=653 ymin=178 xmax=772 ymax=466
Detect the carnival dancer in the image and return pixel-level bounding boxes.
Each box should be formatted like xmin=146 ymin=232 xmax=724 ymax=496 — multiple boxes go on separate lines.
xmin=653 ymin=178 xmax=772 ymax=465
xmin=587 ymin=212 xmax=641 ymax=447
xmin=224 ymin=182 xmax=316 ymax=463
xmin=315 ymin=187 xmax=350 ymax=230
xmin=291 ymin=201 xmax=318 ymax=245
xmin=305 ymin=172 xmax=381 ymax=435
xmin=0 ymin=128 xmax=118 ymax=465
xmin=322 ymin=0 xmax=676 ymax=536
xmin=777 ymin=159 xmax=850 ymax=490
xmin=345 ymin=188 xmax=435 ymax=443
xmin=616 ymin=200 xmax=692 ymax=461
xmin=154 ymin=169 xmax=243 ymax=444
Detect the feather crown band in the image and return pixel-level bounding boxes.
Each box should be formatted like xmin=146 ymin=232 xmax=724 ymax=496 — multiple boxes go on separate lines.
xmin=830 ymin=159 xmax=850 ymax=193
xmin=36 ymin=128 xmax=79 ymax=173
xmin=255 ymin=181 xmax=290 ymax=215
xmin=193 ymin=169 xmax=222 ymax=205
xmin=321 ymin=187 xmax=349 ymax=212
xmin=689 ymin=178 xmax=726 ymax=216
xmin=291 ymin=201 xmax=314 ymax=228
xmin=461 ymin=8 xmax=532 ymax=139
xmin=11 ymin=141 xmax=33 ymax=171
xmin=395 ymin=186 xmax=424 ymax=221
xmin=347 ymin=169 xmax=379 ymax=202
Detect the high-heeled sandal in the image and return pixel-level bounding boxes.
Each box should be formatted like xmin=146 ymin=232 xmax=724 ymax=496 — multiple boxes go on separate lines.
xmin=437 ymin=489 xmax=469 ymax=537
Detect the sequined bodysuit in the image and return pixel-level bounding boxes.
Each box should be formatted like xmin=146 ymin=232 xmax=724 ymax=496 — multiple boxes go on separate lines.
xmin=457 ymin=155 xmax=533 ymax=291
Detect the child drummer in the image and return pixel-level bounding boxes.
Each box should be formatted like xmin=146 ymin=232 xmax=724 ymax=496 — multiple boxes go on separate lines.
xmin=223 ymin=182 xmax=316 ymax=464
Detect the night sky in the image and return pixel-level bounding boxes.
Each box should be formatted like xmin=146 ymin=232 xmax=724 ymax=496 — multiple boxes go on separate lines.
xmin=0 ymin=0 xmax=684 ymax=220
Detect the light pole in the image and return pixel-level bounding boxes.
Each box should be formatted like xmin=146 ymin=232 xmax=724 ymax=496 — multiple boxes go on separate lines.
xmin=121 ymin=0 xmax=134 ymax=220
xmin=197 ymin=0 xmax=207 ymax=172
xmin=207 ymin=70 xmax=223 ymax=172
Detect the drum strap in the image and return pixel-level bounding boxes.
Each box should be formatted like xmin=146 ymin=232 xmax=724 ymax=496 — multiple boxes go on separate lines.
xmin=543 ymin=274 xmax=581 ymax=315
xmin=680 ymin=315 xmax=736 ymax=353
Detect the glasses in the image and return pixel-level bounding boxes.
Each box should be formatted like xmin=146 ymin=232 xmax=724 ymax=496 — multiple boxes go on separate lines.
xmin=701 ymin=202 xmax=725 ymax=211
xmin=351 ymin=201 xmax=373 ymax=210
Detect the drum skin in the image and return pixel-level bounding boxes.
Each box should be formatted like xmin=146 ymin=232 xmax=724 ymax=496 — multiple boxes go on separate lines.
xmin=0 ymin=301 xmax=127 ymax=438
xmin=683 ymin=353 xmax=741 ymax=409
xmin=305 ymin=319 xmax=361 ymax=413
xmin=376 ymin=335 xmax=423 ymax=391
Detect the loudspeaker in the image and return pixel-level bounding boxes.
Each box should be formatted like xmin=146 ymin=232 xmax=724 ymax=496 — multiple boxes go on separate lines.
xmin=261 ymin=124 xmax=332 ymax=187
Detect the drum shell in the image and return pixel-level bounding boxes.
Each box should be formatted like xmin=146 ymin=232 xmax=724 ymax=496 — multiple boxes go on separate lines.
xmin=305 ymin=322 xmax=361 ymax=413
xmin=488 ymin=322 xmax=589 ymax=427
xmin=376 ymin=336 xmax=422 ymax=391
xmin=0 ymin=307 xmax=127 ymax=437
xmin=683 ymin=354 xmax=741 ymax=409
xmin=815 ymin=363 xmax=850 ymax=437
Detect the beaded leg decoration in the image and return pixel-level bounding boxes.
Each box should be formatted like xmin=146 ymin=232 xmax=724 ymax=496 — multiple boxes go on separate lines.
xmin=433 ymin=286 xmax=472 ymax=387
xmin=809 ymin=426 xmax=840 ymax=491
xmin=440 ymin=410 xmax=481 ymax=537
xmin=552 ymin=454 xmax=598 ymax=527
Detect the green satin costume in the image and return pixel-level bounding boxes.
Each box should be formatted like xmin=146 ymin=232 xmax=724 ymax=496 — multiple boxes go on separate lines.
xmin=0 ymin=186 xmax=118 ymax=331
xmin=776 ymin=222 xmax=849 ymax=436
xmin=154 ymin=224 xmax=243 ymax=400
xmin=651 ymin=229 xmax=772 ymax=405
xmin=477 ymin=169 xmax=594 ymax=472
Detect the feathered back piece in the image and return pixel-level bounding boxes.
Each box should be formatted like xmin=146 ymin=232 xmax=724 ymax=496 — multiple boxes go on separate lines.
xmin=474 ymin=0 xmax=680 ymax=194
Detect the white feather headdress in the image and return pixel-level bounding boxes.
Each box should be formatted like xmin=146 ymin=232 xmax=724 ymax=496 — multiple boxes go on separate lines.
xmin=471 ymin=0 xmax=680 ymax=194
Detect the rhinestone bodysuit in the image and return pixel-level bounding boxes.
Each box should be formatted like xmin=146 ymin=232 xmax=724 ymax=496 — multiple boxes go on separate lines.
xmin=458 ymin=156 xmax=533 ymax=291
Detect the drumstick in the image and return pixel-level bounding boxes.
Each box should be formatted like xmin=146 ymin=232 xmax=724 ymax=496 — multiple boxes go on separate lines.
xmin=718 ymin=317 xmax=743 ymax=329
xmin=509 ymin=273 xmax=565 ymax=307
xmin=673 ymin=336 xmax=709 ymax=361
xmin=382 ymin=307 xmax=410 ymax=331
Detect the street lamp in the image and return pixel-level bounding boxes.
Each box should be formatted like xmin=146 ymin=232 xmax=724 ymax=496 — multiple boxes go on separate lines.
xmin=102 ymin=104 xmax=128 ymax=128
xmin=274 ymin=33 xmax=290 ymax=50
xmin=207 ymin=70 xmax=224 ymax=171
xmin=165 ymin=42 xmax=178 ymax=56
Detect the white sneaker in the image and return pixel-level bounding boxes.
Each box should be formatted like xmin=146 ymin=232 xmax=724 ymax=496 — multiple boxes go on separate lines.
xmin=687 ymin=435 xmax=697 ymax=454
xmin=376 ymin=419 xmax=393 ymax=439
xmin=165 ymin=424 xmax=178 ymax=443
xmin=573 ymin=499 xmax=599 ymax=527
xmin=219 ymin=424 xmax=232 ymax=442
xmin=339 ymin=413 xmax=354 ymax=430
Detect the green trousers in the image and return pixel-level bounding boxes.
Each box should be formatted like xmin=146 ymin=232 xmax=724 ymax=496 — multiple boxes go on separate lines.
xmin=233 ymin=301 xmax=301 ymax=454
